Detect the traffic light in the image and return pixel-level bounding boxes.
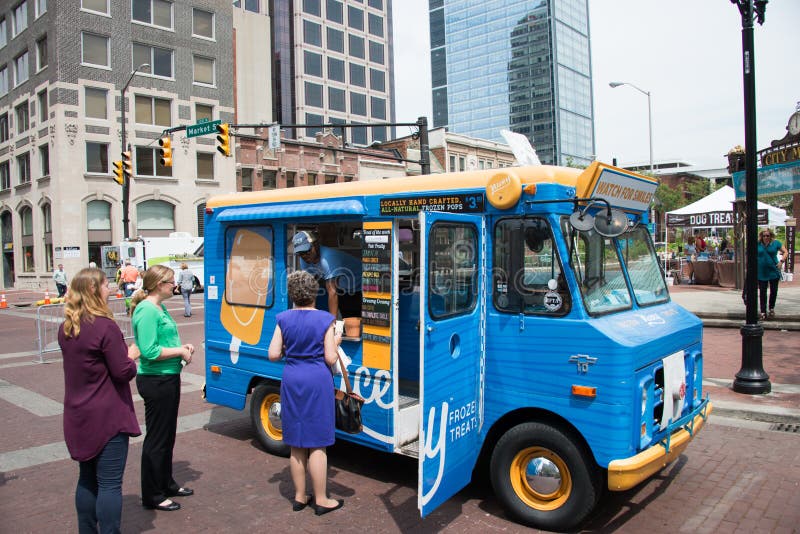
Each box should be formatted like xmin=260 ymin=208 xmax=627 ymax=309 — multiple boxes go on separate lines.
xmin=158 ymin=136 xmax=172 ymax=167
xmin=122 ymin=151 xmax=133 ymax=181
xmin=216 ymin=123 xmax=231 ymax=157
xmin=112 ymin=160 xmax=124 ymax=185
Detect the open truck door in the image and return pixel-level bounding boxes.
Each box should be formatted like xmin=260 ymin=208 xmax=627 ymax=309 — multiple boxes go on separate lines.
xmin=418 ymin=211 xmax=486 ymax=516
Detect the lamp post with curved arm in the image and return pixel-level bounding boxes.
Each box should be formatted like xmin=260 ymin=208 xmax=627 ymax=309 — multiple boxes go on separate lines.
xmin=120 ymin=63 xmax=150 ymax=240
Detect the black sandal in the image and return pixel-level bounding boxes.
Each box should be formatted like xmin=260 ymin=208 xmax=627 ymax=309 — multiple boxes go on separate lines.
xmin=313 ymin=499 xmax=344 ymax=516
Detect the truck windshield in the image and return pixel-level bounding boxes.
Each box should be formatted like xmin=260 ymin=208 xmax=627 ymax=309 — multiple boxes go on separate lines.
xmin=563 ymin=220 xmax=669 ymax=315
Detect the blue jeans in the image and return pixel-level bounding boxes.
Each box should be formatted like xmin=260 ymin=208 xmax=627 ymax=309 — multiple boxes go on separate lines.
xmin=76 ymin=433 xmax=130 ymax=534
xmin=181 ymin=288 xmax=192 ymax=316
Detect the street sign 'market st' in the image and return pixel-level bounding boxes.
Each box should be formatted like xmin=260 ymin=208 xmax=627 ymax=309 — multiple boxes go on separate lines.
xmin=187 ymin=119 xmax=222 ymax=138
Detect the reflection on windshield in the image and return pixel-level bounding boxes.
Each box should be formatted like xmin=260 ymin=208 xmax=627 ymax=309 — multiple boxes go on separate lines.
xmin=563 ymin=219 xmax=668 ymax=315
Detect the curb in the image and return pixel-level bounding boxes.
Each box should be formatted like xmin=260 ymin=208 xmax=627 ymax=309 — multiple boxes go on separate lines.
xmin=697 ymin=317 xmax=800 ymax=331
xmin=710 ymin=399 xmax=800 ymax=425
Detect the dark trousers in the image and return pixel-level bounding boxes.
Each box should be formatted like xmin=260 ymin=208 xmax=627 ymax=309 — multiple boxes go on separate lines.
xmin=758 ymin=278 xmax=779 ymax=313
xmin=136 ymin=374 xmax=182 ymax=506
xmin=76 ymin=433 xmax=129 ymax=534
xmin=56 ymin=283 xmax=67 ymax=297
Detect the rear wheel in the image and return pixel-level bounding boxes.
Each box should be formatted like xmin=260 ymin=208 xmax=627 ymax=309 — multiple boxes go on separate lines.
xmin=250 ymin=383 xmax=290 ymax=457
xmin=490 ymin=422 xmax=600 ymax=531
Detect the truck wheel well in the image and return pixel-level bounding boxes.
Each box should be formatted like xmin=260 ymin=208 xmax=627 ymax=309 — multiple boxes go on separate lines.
xmin=473 ymin=408 xmax=601 ymax=483
xmin=247 ymin=376 xmax=280 ymax=396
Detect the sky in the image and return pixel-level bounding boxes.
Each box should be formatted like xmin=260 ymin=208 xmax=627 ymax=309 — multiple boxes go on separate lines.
xmin=391 ymin=0 xmax=800 ymax=169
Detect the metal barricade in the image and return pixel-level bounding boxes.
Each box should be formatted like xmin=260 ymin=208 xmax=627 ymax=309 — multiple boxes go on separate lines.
xmin=35 ymin=297 xmax=134 ymax=363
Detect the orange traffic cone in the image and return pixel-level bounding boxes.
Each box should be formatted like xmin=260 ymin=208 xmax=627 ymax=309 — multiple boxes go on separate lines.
xmin=44 ymin=290 xmax=51 ymax=305
xmin=116 ymin=286 xmax=123 ymax=298
xmin=0 ymin=293 xmax=7 ymax=309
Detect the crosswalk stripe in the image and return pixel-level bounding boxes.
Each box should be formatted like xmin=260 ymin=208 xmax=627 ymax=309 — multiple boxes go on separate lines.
xmin=0 ymin=378 xmax=63 ymax=417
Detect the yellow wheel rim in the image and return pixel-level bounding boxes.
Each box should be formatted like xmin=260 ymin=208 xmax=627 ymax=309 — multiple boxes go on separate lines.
xmin=509 ymin=446 xmax=572 ymax=511
xmin=259 ymin=392 xmax=282 ymax=441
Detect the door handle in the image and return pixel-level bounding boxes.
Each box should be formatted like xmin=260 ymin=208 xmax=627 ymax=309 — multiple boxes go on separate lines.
xmin=426 ymin=324 xmax=434 ymax=333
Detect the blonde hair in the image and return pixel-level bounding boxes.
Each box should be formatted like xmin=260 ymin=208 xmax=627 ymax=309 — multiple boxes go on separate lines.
xmin=180 ymin=262 xmax=188 ymax=269
xmin=129 ymin=264 xmax=174 ymax=315
xmin=62 ymin=268 xmax=113 ymax=338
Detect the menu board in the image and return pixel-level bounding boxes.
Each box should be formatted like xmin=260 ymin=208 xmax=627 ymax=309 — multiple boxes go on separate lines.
xmin=362 ymin=296 xmax=390 ymax=327
xmin=379 ymin=193 xmax=484 ymax=215
xmin=362 ymin=227 xmax=392 ymax=293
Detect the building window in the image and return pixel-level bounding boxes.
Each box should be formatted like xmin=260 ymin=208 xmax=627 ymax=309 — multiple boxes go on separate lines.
xmin=81 ymin=0 xmax=108 ymax=14
xmin=14 ymin=51 xmax=28 ymax=86
xmin=328 ymin=87 xmax=345 ymax=112
xmin=368 ymin=13 xmax=383 ymax=37
xmin=197 ymin=152 xmax=214 ymax=179
xmin=326 ymin=0 xmax=343 ymax=23
xmin=369 ymin=68 xmax=385 ymax=92
xmin=305 ymin=113 xmax=323 ymax=137
xmin=192 ymin=55 xmax=215 ymax=85
xmin=286 ymin=172 xmax=295 ymax=188
xmin=42 ymin=203 xmax=52 ymax=270
xmin=17 ymin=152 xmax=31 ymax=184
xmin=303 ymin=0 xmax=320 ymax=16
xmin=0 ymin=18 xmax=6 ymax=49
xmin=21 ymin=206 xmax=34 ymax=272
xmin=303 ymin=20 xmax=321 ymax=47
xmin=133 ymin=43 xmax=173 ymax=78
xmin=351 ymin=127 xmax=367 ymax=146
xmin=36 ymin=36 xmax=47 ymax=71
xmin=327 ymin=57 xmax=344 ymax=82
xmin=35 ymin=0 xmax=47 ymax=18
xmin=136 ymin=200 xmax=175 ymax=231
xmin=12 ymin=2 xmax=28 ymax=38
xmin=85 ymin=87 xmax=107 ymax=119
xmin=368 ymin=41 xmax=383 ymax=64
xmin=0 ymin=66 xmax=7 ymax=96
xmin=132 ymin=0 xmax=173 ymax=29
xmin=350 ymin=92 xmax=366 ymax=116
xmin=135 ymin=146 xmax=172 ymax=177
xmin=195 ymin=103 xmax=213 ymax=121
xmin=196 ymin=202 xmax=205 ymax=236
xmin=449 ymin=155 xmax=455 ymax=172
xmin=348 ymin=35 xmax=364 ymax=58
xmin=371 ymin=96 xmax=385 ymax=119
xmin=305 ymin=82 xmax=323 ymax=107
xmin=87 ymin=200 xmax=111 ymax=230
xmin=241 ymin=168 xmax=252 ymax=191
xmin=16 ymin=102 xmax=29 ymax=133
xmin=368 ymin=0 xmax=382 ymax=8
xmin=348 ymin=6 xmax=363 ymax=30
xmin=82 ymin=33 xmax=109 ymax=68
xmin=459 ymin=156 xmax=465 ymax=171
xmin=349 ymin=63 xmax=365 ymax=87
xmin=38 ymin=90 xmax=47 ymax=122
xmin=326 ymin=27 xmax=343 ymax=52
xmin=85 ymin=142 xmax=108 ymax=174
xmin=192 ymin=8 xmax=214 ymax=39
xmin=39 ymin=144 xmax=49 ymax=176
xmin=372 ymin=126 xmax=386 ymax=142
xmin=135 ymin=95 xmax=171 ymax=126
xmin=262 ymin=170 xmax=276 ymax=189
xmin=304 ymin=50 xmax=322 ymax=77
xmin=237 ymin=0 xmax=260 ymax=14
xmin=0 ymin=113 xmax=7 ymax=142
xmin=0 ymin=161 xmax=10 ymax=190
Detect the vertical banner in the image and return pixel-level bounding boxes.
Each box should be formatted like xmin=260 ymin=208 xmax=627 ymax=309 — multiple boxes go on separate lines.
xmin=362 ymin=221 xmax=393 ymax=370
xmin=786 ymin=219 xmax=796 ymax=274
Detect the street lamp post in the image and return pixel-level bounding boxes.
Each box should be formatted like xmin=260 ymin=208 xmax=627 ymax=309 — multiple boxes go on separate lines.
xmin=610 ymin=82 xmax=655 ymax=230
xmin=731 ymin=0 xmax=770 ymax=394
xmin=120 ymin=63 xmax=150 ymax=240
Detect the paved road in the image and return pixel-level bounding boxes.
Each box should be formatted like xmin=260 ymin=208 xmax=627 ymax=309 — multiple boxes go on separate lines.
xmin=1 ymin=299 xmax=798 ymax=533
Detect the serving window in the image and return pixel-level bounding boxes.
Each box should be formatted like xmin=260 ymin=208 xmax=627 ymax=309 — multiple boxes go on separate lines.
xmin=224 ymin=225 xmax=275 ymax=309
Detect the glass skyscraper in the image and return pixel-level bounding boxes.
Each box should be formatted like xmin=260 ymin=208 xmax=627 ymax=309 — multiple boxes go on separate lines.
xmin=430 ymin=0 xmax=594 ymax=166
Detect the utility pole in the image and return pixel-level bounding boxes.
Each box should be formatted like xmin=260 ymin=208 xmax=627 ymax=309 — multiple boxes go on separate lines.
xmin=120 ymin=63 xmax=149 ymax=240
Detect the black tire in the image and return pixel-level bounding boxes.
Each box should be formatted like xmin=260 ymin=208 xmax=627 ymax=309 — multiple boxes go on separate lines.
xmin=250 ymin=383 xmax=290 ymax=457
xmin=192 ymin=276 xmax=203 ymax=293
xmin=490 ymin=422 xmax=601 ymax=532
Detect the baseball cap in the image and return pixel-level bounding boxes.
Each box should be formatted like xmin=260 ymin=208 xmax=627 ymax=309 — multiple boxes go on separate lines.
xmin=292 ymin=231 xmax=315 ymax=254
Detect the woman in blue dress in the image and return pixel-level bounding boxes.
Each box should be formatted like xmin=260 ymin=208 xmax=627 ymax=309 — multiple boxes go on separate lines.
xmin=756 ymin=229 xmax=787 ymax=320
xmin=268 ymin=270 xmax=344 ymax=515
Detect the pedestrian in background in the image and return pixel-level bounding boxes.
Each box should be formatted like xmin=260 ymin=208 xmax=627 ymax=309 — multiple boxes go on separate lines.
xmin=268 ymin=270 xmax=344 ymax=515
xmin=120 ymin=260 xmax=139 ymax=297
xmin=130 ymin=265 xmax=195 ymax=512
xmin=53 ymin=263 xmax=68 ymax=298
xmin=176 ymin=263 xmax=195 ymax=317
xmin=58 ymin=268 xmax=141 ymax=533
xmin=757 ymin=229 xmax=788 ymax=320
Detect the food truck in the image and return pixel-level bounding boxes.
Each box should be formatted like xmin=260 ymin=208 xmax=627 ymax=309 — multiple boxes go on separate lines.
xmin=202 ymin=162 xmax=711 ymax=531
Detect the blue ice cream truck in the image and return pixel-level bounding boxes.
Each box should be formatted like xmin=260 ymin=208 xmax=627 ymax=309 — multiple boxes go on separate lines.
xmin=202 ymin=162 xmax=711 ymax=531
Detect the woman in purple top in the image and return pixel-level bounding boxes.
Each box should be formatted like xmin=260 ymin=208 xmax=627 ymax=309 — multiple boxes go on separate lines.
xmin=268 ymin=270 xmax=344 ymax=515
xmin=59 ymin=268 xmax=141 ymax=534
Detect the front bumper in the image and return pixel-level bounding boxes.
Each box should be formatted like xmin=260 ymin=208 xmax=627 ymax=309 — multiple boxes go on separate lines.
xmin=607 ymin=399 xmax=712 ymax=491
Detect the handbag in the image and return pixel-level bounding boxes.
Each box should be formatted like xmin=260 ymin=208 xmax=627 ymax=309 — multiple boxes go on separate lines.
xmin=334 ymin=353 xmax=364 ymax=434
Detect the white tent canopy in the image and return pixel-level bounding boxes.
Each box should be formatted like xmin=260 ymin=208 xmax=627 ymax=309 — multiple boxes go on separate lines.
xmin=666 ymin=185 xmax=787 ymax=227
